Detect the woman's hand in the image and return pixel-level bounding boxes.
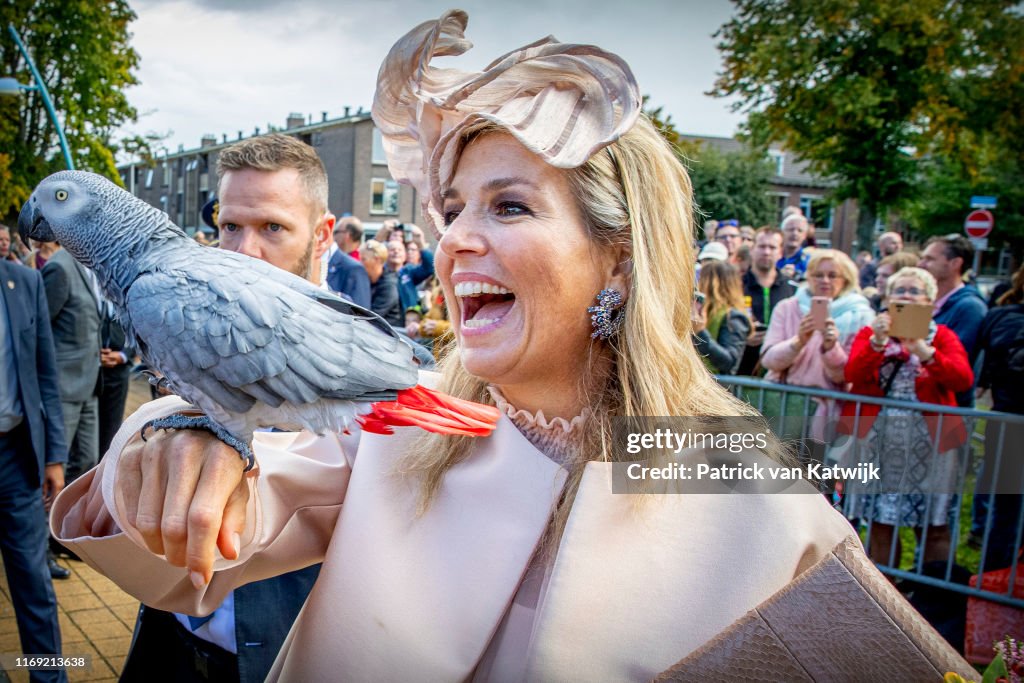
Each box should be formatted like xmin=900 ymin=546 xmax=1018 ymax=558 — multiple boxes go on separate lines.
xmin=118 ymin=428 xmax=249 ymax=587
xmin=871 ymin=312 xmax=891 ymax=346
xmin=405 ymin=321 xmax=420 ymax=338
xmin=820 ymin=318 xmax=838 ymax=351
xmin=904 ymin=338 xmax=935 ymax=361
xmin=795 ymin=313 xmax=816 ymax=348
xmin=691 ymin=301 xmax=707 ymax=334
xmin=422 ymin=319 xmax=438 ymax=336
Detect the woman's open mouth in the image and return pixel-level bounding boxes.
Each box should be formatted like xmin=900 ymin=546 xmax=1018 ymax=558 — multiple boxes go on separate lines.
xmin=455 ymin=280 xmax=516 ymax=330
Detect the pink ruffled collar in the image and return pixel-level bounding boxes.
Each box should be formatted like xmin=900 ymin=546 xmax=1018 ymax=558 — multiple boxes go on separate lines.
xmin=487 ymin=387 xmax=589 ymax=433
xmin=487 ymin=386 xmax=589 ymax=466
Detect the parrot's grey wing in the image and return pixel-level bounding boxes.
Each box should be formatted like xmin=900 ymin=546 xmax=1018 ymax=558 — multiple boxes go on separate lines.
xmin=125 ymin=258 xmax=418 ymax=413
xmin=308 ymin=288 xmax=398 ymax=339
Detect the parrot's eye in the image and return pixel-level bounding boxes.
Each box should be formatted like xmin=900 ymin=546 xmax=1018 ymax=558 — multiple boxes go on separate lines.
xmin=55 ymin=190 xmax=68 ymax=201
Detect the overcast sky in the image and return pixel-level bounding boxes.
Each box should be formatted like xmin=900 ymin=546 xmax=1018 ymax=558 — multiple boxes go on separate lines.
xmin=120 ymin=0 xmax=744 ymax=156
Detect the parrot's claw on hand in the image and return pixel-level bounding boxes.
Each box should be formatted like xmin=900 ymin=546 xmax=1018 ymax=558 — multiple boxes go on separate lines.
xmin=140 ymin=414 xmax=255 ymax=472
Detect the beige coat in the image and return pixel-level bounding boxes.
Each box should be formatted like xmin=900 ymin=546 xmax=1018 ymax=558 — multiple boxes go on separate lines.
xmin=53 ymin=395 xmax=856 ymax=682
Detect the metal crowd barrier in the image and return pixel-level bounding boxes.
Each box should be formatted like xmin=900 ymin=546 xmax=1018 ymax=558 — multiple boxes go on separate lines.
xmin=717 ymin=374 xmax=1024 ymax=610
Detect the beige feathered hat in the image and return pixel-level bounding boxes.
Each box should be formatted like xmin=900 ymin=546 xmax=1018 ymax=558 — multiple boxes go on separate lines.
xmin=371 ymin=9 xmax=642 ymax=238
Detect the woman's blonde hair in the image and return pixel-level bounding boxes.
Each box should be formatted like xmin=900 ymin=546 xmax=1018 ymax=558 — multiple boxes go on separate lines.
xmin=361 ymin=239 xmax=388 ymax=261
xmin=806 ymin=249 xmax=860 ymax=297
xmin=401 ymin=116 xmax=778 ymax=545
xmin=698 ymin=261 xmax=747 ymax=324
xmin=887 ymin=266 xmax=938 ymax=301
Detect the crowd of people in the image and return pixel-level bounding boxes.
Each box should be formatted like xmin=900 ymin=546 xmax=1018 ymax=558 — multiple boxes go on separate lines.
xmin=697 ymin=215 xmax=1006 ymax=392
xmin=696 ymin=213 xmax=1024 ymax=582
xmin=321 ymin=216 xmax=447 ymax=357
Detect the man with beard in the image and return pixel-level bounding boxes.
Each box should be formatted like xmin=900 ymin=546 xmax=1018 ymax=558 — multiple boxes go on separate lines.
xmin=120 ymin=134 xmax=328 ymax=683
xmin=216 ymin=134 xmax=333 ymax=284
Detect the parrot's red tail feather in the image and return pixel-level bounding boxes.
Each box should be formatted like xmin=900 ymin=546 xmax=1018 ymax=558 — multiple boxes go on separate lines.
xmin=358 ymin=385 xmax=501 ymax=437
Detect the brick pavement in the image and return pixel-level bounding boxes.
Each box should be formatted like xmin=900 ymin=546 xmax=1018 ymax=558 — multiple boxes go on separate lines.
xmin=0 ymin=376 xmax=155 ymax=682
xmin=0 ymin=555 xmax=137 ymax=682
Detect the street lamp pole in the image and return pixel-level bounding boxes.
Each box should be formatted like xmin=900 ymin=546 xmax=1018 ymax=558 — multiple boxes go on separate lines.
xmin=5 ymin=23 xmax=75 ymax=170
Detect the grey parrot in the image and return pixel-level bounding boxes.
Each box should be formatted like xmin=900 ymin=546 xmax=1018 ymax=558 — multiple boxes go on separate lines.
xmin=19 ymin=170 xmax=498 ymax=467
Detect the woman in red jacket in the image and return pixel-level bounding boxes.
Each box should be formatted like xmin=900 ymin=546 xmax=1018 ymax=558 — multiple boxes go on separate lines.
xmin=843 ymin=267 xmax=974 ymax=566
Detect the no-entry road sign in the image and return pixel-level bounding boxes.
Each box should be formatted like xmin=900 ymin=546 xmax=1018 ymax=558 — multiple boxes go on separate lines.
xmin=964 ymin=209 xmax=994 ymax=238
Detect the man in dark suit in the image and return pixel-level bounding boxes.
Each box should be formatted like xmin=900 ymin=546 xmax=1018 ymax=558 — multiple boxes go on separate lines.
xmin=40 ymin=246 xmax=101 ymax=482
xmin=97 ymin=309 xmax=136 ymax=455
xmin=0 ymin=257 xmax=68 ymax=683
xmin=326 ymin=239 xmax=371 ymax=308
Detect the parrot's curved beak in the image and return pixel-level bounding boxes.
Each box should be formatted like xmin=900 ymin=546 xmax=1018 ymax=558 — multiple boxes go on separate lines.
xmin=18 ymin=195 xmax=55 ymax=244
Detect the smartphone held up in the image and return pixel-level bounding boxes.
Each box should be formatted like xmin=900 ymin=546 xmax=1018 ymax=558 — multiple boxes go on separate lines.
xmin=810 ymin=296 xmax=830 ymax=331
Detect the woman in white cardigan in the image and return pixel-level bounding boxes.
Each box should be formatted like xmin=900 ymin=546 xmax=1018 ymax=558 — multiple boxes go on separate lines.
xmin=52 ymin=11 xmax=971 ymax=681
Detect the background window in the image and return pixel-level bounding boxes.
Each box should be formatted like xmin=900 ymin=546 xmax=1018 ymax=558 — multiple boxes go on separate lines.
xmin=372 ymin=128 xmax=388 ymax=164
xmin=799 ymin=195 xmax=815 ymax=220
xmin=370 ymin=178 xmax=399 ymax=214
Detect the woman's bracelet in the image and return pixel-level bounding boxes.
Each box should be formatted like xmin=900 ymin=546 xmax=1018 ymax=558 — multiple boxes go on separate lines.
xmin=140 ymin=412 xmax=256 ymax=472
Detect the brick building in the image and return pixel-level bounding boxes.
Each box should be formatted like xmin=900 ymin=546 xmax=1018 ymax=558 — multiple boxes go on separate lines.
xmin=117 ymin=109 xmax=423 ymax=238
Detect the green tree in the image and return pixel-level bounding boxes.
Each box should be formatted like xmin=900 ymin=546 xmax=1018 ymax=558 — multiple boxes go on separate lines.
xmin=711 ymin=0 xmax=1024 ymax=250
xmin=682 ymin=142 xmax=776 ymax=227
xmin=1 ymin=0 xmax=141 ymax=219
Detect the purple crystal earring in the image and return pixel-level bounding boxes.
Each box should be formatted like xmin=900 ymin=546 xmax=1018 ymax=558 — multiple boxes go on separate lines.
xmin=588 ymin=288 xmax=624 ymax=340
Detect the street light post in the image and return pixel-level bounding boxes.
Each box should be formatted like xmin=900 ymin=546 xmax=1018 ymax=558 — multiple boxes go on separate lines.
xmin=1 ymin=23 xmax=75 ymax=170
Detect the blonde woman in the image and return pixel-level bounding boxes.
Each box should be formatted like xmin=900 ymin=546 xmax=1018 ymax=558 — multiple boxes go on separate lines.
xmin=51 ymin=12 xmax=970 ymax=681
xmin=760 ymin=249 xmax=875 ymax=440
xmin=692 ymin=260 xmax=751 ymax=374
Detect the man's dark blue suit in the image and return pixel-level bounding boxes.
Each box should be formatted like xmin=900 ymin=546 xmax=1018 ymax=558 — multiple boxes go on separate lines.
xmin=0 ymin=259 xmax=67 ymax=683
xmin=121 ymin=566 xmax=320 ymax=682
xmin=325 ymin=250 xmax=371 ymax=309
